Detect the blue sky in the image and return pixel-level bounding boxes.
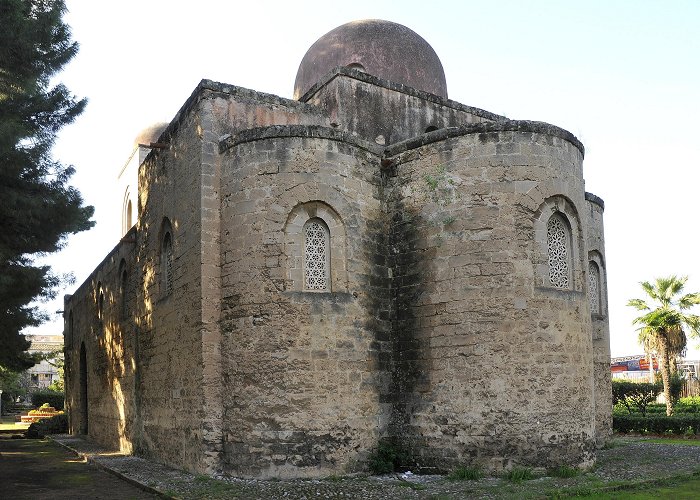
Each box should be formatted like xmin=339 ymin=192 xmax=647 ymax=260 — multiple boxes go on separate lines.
xmin=31 ymin=0 xmax=700 ymax=358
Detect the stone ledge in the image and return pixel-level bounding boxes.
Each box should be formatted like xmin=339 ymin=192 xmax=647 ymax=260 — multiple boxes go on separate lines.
xmin=585 ymin=192 xmax=605 ymax=210
xmin=143 ymin=79 xmax=327 ymax=164
xmin=219 ymin=125 xmax=383 ymax=155
xmin=384 ymin=120 xmax=585 ymax=160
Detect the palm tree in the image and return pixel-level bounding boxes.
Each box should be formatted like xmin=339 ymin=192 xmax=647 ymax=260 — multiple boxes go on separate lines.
xmin=628 ymin=276 xmax=700 ymax=415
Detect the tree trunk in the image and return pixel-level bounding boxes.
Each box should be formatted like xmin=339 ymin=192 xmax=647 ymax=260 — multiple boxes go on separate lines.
xmin=659 ymin=336 xmax=673 ymax=416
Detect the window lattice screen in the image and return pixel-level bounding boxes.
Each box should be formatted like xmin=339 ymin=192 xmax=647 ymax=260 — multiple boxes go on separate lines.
xmin=547 ymin=215 xmax=570 ymax=289
xmin=588 ymin=262 xmax=600 ymax=314
xmin=163 ymin=233 xmax=173 ymax=295
xmin=304 ymin=221 xmax=328 ymax=290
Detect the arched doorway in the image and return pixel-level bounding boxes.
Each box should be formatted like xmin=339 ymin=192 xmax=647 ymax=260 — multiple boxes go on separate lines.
xmin=79 ymin=342 xmax=88 ymax=434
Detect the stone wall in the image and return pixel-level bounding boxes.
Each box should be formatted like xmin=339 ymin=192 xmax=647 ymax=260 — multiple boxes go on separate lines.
xmin=218 ymin=127 xmax=388 ymax=478
xmin=64 ymin=232 xmax=138 ymax=453
xmin=132 ymin=96 xmax=211 ymax=471
xmin=64 ymin=81 xmax=331 ymax=474
xmin=304 ymin=68 xmax=505 ymax=145
xmin=131 ymin=82 xmax=333 ymax=473
xmin=585 ymin=193 xmax=612 ymax=445
xmin=382 ymin=122 xmax=596 ymax=470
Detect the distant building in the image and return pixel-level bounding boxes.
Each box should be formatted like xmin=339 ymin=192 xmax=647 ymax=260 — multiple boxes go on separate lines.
xmin=611 ymin=354 xmax=700 ymax=381
xmin=611 ymin=355 xmax=658 ymax=382
xmin=680 ymin=359 xmax=700 ymax=379
xmin=25 ymin=334 xmax=63 ymax=391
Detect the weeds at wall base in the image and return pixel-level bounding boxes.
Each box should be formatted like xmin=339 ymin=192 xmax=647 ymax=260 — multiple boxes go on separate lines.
xmin=367 ymin=440 xmax=411 ymax=474
xmin=447 ymin=465 xmax=484 ymax=481
xmin=503 ymin=466 xmax=535 ymax=482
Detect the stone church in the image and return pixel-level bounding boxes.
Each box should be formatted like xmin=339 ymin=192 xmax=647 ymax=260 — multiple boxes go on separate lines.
xmin=64 ymin=20 xmax=611 ymax=478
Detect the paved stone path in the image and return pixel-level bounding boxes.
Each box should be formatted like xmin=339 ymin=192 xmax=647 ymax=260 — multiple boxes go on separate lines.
xmin=0 ymin=436 xmax=158 ymax=499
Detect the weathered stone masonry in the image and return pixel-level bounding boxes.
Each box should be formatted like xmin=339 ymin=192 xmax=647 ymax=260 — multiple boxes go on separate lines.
xmin=64 ymin=19 xmax=611 ymax=479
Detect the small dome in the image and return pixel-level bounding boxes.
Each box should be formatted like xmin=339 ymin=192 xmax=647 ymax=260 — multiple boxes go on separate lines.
xmin=293 ymin=19 xmax=447 ymax=100
xmin=134 ymin=122 xmax=168 ymax=146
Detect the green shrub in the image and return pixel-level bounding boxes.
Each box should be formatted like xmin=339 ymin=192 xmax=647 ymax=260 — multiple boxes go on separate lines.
xmin=503 ymin=467 xmax=534 ymax=482
xmin=447 ymin=466 xmax=484 ymax=481
xmin=616 ymin=399 xmax=700 ymax=415
xmin=25 ymin=413 xmax=68 ymax=439
xmin=367 ymin=440 xmax=409 ymax=474
xmin=676 ymin=397 xmax=700 ymax=413
xmin=31 ymin=390 xmax=64 ymax=410
xmin=613 ymin=414 xmax=700 ymax=435
xmin=611 ymin=380 xmax=659 ymax=415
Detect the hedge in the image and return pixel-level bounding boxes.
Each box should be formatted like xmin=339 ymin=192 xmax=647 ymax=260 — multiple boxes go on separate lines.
xmin=613 ymin=414 xmax=700 ymax=435
xmin=612 ymin=377 xmax=684 ymax=415
xmin=30 ymin=390 xmax=64 ymax=410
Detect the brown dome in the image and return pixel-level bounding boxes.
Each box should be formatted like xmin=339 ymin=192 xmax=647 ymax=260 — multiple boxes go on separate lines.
xmin=293 ymin=19 xmax=447 ymax=100
xmin=134 ymin=122 xmax=168 ymax=146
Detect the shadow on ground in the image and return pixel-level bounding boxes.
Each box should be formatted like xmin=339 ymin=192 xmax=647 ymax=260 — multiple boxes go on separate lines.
xmin=0 ymin=437 xmax=157 ymax=500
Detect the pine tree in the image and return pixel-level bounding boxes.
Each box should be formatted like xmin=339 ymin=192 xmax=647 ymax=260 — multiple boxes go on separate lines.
xmin=0 ymin=0 xmax=94 ymax=370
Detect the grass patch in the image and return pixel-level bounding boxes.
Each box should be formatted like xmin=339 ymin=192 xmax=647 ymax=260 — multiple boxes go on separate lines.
xmin=188 ymin=474 xmax=240 ymax=496
xmin=367 ymin=440 xmax=410 ymax=474
xmin=47 ymin=469 xmax=94 ymax=489
xmin=503 ymin=466 xmax=534 ymax=482
xmin=548 ymin=465 xmax=580 ymax=478
xmin=602 ymin=439 xmax=628 ymax=450
xmin=572 ymin=474 xmax=700 ymax=499
xmin=447 ymin=465 xmax=484 ymax=481
xmin=636 ymin=438 xmax=700 ymax=446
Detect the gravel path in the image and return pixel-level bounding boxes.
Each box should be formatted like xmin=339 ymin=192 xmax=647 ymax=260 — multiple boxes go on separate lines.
xmin=50 ymin=435 xmax=700 ymax=499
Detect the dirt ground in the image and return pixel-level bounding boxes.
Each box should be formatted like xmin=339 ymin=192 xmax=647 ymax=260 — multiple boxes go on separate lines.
xmin=0 ymin=436 xmax=158 ymax=500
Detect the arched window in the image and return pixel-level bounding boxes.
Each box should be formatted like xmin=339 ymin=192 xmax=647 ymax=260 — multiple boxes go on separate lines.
xmin=118 ymin=259 xmax=128 ymax=320
xmin=547 ymin=213 xmax=571 ymax=289
xmin=97 ymin=282 xmax=104 ymax=321
xmin=126 ymin=200 xmax=133 ymax=229
xmin=122 ymin=188 xmax=134 ymax=236
xmin=588 ymin=258 xmax=606 ymax=316
xmin=161 ymin=229 xmax=174 ymax=296
xmin=303 ymin=218 xmax=330 ymax=291
xmin=284 ymin=202 xmax=347 ymax=293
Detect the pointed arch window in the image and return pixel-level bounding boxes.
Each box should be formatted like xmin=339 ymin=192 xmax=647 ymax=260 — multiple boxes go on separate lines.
xmin=161 ymin=231 xmax=173 ymax=296
xmin=119 ymin=259 xmax=128 ymax=320
xmin=126 ymin=200 xmax=133 ymax=229
xmin=97 ymin=282 xmax=105 ymax=322
xmin=122 ymin=188 xmax=134 ymax=236
xmin=588 ymin=261 xmax=601 ymax=314
xmin=303 ymin=218 xmax=330 ymax=291
xmin=160 ymin=217 xmax=174 ymax=297
xmin=547 ymin=213 xmax=571 ymax=289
